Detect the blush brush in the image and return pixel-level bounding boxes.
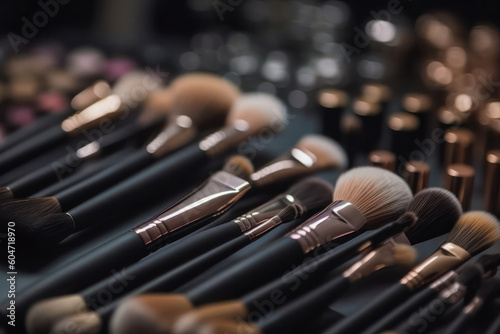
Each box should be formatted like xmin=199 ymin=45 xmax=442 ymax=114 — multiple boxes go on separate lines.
xmin=0 ymin=73 xmax=240 ymax=223
xmin=0 ymin=71 xmax=152 ymax=174
xmin=322 ymin=211 xmax=500 ymax=334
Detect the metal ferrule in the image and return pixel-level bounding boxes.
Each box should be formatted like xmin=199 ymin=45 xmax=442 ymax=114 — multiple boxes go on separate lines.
xmin=146 ymin=115 xmax=197 ymax=158
xmin=343 ymin=242 xmax=400 ymax=283
xmin=429 ymin=270 xmax=458 ymax=291
xmin=244 ymin=215 xmax=284 ymax=240
xmin=359 ymin=232 xmax=411 ymax=256
xmin=250 ymin=148 xmax=321 ymax=187
xmin=439 ymin=281 xmax=467 ymax=304
xmin=463 ymin=296 xmax=484 ymax=315
xmin=400 ymin=243 xmax=471 ymax=291
xmin=287 ymin=201 xmax=367 ymax=254
xmin=61 ymin=94 xmax=125 ymax=135
xmin=198 ymin=122 xmax=250 ymax=157
xmin=233 ymin=194 xmax=299 ymax=232
xmin=132 ymin=171 xmax=251 ymax=246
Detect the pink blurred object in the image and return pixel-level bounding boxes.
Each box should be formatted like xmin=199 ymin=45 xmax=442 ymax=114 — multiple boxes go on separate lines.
xmin=104 ymin=57 xmax=136 ymax=81
xmin=7 ymin=106 xmax=36 ymax=127
xmin=37 ymin=91 xmax=69 ymax=113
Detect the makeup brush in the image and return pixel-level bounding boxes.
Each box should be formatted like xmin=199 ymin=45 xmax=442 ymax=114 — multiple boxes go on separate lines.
xmin=24 ymin=178 xmax=334 ymax=334
xmin=394 ymin=267 xmax=487 ymax=334
xmin=97 ymin=166 xmax=411 ymax=332
xmin=445 ymin=278 xmax=500 ymax=334
xmin=53 ymin=205 xmax=304 ymax=334
xmin=0 ymin=73 xmax=239 ymax=222
xmin=322 ymin=211 xmax=500 ymax=334
xmin=11 ymin=89 xmax=288 ymax=325
xmin=173 ymin=244 xmax=417 ymax=334
xmin=0 ymin=80 xmax=111 ymax=155
xmin=0 ymin=117 xmax=164 ymax=201
xmin=0 ymin=71 xmax=153 ymax=174
xmin=364 ymin=253 xmax=500 ymax=334
xmin=160 ymin=187 xmax=461 ymax=334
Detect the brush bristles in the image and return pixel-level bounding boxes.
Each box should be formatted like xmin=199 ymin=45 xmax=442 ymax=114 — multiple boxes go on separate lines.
xmin=296 ymin=135 xmax=348 ymax=170
xmin=26 ymin=213 xmax=75 ymax=245
xmin=404 ymin=188 xmax=463 ymax=244
xmin=170 ymin=73 xmax=241 ymax=129
xmin=228 ymin=93 xmax=287 ymax=134
xmin=446 ymin=211 xmax=500 ymax=256
xmin=51 ymin=312 xmax=101 ymax=334
xmin=287 ymin=178 xmax=334 ymax=211
xmin=333 ymin=167 xmax=412 ymax=227
xmin=0 ymin=197 xmax=61 ymax=227
xmin=0 ymin=187 xmax=13 ymax=202
xmin=277 ymin=204 xmax=303 ymax=222
xmin=397 ymin=212 xmax=419 ymax=230
xmin=393 ymin=245 xmax=418 ymax=266
xmin=222 ymin=156 xmax=254 ymax=180
xmin=455 ymin=264 xmax=484 ymax=287
xmin=176 ymin=320 xmax=259 ymax=334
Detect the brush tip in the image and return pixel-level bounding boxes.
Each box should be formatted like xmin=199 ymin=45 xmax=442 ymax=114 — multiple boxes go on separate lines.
xmin=297 ymin=135 xmax=348 ymax=170
xmin=175 ymin=320 xmax=259 ymax=334
xmin=223 ymin=155 xmax=254 ymax=180
xmin=393 ymin=245 xmax=418 ymax=266
xmin=0 ymin=187 xmax=13 ymax=202
xmin=398 ymin=212 xmax=419 ymax=229
xmin=456 ymin=263 xmax=484 ymax=287
xmin=51 ymin=312 xmax=101 ymax=334
xmin=26 ymin=213 xmax=75 ymax=245
xmin=0 ymin=197 xmax=61 ymax=231
xmin=26 ymin=294 xmax=87 ymax=334
xmin=287 ymin=177 xmax=334 ymax=211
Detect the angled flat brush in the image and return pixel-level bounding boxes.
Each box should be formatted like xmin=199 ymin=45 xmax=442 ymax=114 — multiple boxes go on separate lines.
xmin=0 ymin=72 xmax=239 ymax=223
xmin=323 ymin=211 xmax=500 ymax=334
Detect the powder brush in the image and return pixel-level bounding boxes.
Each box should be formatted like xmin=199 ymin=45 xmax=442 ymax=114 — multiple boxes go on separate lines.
xmin=171 ymin=244 xmax=417 ymax=334
xmin=0 ymin=71 xmax=153 ymax=174
xmin=364 ymin=253 xmax=500 ymax=334
xmin=0 ymin=72 xmax=239 ymax=223
xmin=322 ymin=211 xmax=500 ymax=334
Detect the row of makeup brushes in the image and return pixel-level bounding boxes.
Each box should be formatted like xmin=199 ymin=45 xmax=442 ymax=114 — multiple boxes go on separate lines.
xmin=0 ymin=70 xmax=499 ymax=334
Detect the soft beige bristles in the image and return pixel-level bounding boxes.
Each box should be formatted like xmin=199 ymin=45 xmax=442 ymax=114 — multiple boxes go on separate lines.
xmin=181 ymin=320 xmax=260 ymax=334
xmin=445 ymin=211 xmax=500 ymax=255
xmin=140 ymin=87 xmax=174 ymax=124
xmin=110 ymin=294 xmax=194 ymax=334
xmin=51 ymin=312 xmax=101 ymax=334
xmin=392 ymin=245 xmax=418 ymax=266
xmin=296 ymin=135 xmax=348 ymax=170
xmin=112 ymin=70 xmax=158 ymax=108
xmin=227 ymin=93 xmax=287 ymax=134
xmin=222 ymin=156 xmax=254 ymax=180
xmin=169 ymin=73 xmax=241 ymax=129
xmin=0 ymin=187 xmax=13 ymax=202
xmin=26 ymin=294 xmax=87 ymax=334
xmin=333 ymin=167 xmax=413 ymax=227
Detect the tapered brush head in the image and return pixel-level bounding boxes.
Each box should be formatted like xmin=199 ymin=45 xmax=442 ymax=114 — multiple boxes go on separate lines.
xmin=228 ymin=93 xmax=287 ymax=135
xmin=170 ymin=73 xmax=241 ymax=129
xmin=392 ymin=245 xmax=418 ymax=267
xmin=110 ymin=294 xmax=194 ymax=334
xmin=287 ymin=177 xmax=334 ymax=211
xmin=296 ymin=135 xmax=348 ymax=170
xmin=22 ymin=213 xmax=75 ymax=245
xmin=0 ymin=187 xmax=13 ymax=202
xmin=333 ymin=167 xmax=412 ymax=228
xmin=50 ymin=312 xmax=101 ymax=334
xmin=26 ymin=294 xmax=88 ymax=334
xmin=0 ymin=197 xmax=61 ymax=227
xmin=404 ymin=188 xmax=463 ymax=244
xmin=222 ymin=155 xmax=254 ymax=180
xmin=445 ymin=211 xmax=500 ymax=256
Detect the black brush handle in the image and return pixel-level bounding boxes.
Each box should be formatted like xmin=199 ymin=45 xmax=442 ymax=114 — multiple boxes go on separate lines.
xmin=0 ymin=232 xmax=147 ymax=329
xmin=261 ymin=276 xmax=351 ymax=334
xmin=69 ymin=143 xmax=207 ymax=229
xmin=186 ymin=237 xmax=305 ymax=306
xmin=0 ymin=126 xmax=68 ymax=174
xmin=321 ymin=283 xmax=412 ymax=334
xmin=80 ymin=222 xmax=243 ymax=309
xmin=395 ymin=296 xmax=453 ymax=334
xmin=33 ymin=148 xmax=134 ymax=197
xmin=486 ymin=313 xmax=500 ymax=334
xmin=56 ymin=149 xmax=156 ymax=210
xmin=363 ymin=287 xmax=439 ymax=334
xmin=444 ymin=312 xmax=471 ymax=334
xmin=0 ymin=110 xmax=71 ymax=154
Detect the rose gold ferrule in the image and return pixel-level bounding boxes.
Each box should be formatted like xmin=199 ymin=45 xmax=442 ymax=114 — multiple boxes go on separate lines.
xmin=444 ymin=128 xmax=474 ymax=167
xmin=61 ymin=94 xmax=124 ymax=135
xmin=132 ymin=171 xmax=251 ymax=246
xmin=317 ymin=89 xmax=349 ymax=109
xmin=463 ymin=296 xmax=484 ymax=315
xmin=400 ymin=243 xmax=471 ymax=291
xmin=244 ymin=215 xmax=284 ymax=240
xmin=445 ymin=163 xmax=475 ymax=211
xmin=71 ymin=80 xmax=111 ymax=111
xmin=198 ymin=124 xmax=249 ymax=157
xmin=368 ymin=150 xmax=396 ymax=172
xmin=429 ymin=270 xmax=458 ymax=291
xmin=146 ymin=115 xmax=197 ymax=158
xmin=233 ymin=194 xmax=298 ymax=232
xmin=360 ymin=83 xmax=391 ymax=104
xmin=287 ymin=201 xmax=366 ymax=254
xmin=484 ymin=150 xmax=500 ymax=216
xmin=402 ymin=93 xmax=432 ymax=114
xmin=343 ymin=242 xmax=400 ymax=283
xmin=403 ymin=161 xmax=430 ymax=194
xmin=439 ymin=281 xmax=467 ymax=304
